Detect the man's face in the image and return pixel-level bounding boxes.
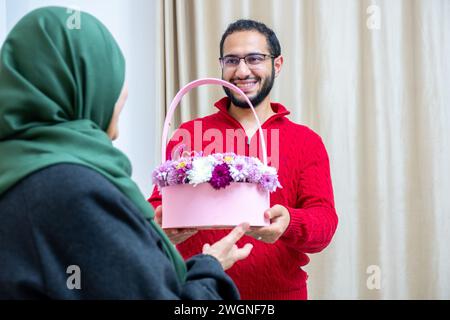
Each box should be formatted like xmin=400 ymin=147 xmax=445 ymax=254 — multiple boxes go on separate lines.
xmin=221 ymin=30 xmax=282 ymax=108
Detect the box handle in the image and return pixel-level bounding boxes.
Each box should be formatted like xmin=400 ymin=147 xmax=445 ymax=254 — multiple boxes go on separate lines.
xmin=161 ymin=78 xmax=268 ymax=165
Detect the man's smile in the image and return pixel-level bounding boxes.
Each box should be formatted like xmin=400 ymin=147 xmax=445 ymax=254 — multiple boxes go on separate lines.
xmin=233 ymin=78 xmax=259 ymax=93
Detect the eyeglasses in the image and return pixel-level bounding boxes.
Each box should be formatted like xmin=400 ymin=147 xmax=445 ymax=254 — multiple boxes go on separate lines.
xmin=219 ymin=53 xmax=275 ymax=69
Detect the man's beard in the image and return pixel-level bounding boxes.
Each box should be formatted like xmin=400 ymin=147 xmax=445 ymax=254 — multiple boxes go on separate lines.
xmin=223 ymin=67 xmax=275 ymax=109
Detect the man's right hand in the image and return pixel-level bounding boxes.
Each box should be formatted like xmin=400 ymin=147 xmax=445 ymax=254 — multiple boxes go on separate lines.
xmin=154 ymin=205 xmax=198 ymax=245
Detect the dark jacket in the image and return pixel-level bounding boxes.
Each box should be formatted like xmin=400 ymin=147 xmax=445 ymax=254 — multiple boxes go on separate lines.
xmin=0 ymin=164 xmax=239 ymax=299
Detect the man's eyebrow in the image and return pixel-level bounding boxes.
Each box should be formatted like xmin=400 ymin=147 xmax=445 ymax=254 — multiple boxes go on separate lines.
xmin=222 ymin=52 xmax=264 ymax=57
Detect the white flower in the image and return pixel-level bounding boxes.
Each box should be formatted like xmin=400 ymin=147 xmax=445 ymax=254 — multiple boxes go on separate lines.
xmin=187 ymin=156 xmax=214 ymax=185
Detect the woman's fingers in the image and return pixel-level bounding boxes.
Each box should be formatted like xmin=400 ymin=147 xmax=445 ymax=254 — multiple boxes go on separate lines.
xmin=219 ymin=223 xmax=250 ymax=249
xmin=234 ymin=243 xmax=253 ymax=261
xmin=202 ymin=223 xmax=253 ymax=270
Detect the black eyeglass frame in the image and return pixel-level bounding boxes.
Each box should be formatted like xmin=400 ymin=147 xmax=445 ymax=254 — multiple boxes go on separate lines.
xmin=219 ymin=53 xmax=276 ymax=68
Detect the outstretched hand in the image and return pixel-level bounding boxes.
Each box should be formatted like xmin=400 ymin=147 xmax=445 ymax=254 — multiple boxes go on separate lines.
xmin=202 ymin=223 xmax=253 ymax=270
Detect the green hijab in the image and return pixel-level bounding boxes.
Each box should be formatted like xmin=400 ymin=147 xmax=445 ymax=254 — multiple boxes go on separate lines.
xmin=0 ymin=7 xmax=186 ymax=282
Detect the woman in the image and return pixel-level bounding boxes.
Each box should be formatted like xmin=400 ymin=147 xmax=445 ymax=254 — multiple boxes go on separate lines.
xmin=0 ymin=7 xmax=252 ymax=299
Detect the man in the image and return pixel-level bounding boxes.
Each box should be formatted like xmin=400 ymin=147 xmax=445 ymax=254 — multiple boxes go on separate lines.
xmin=149 ymin=19 xmax=338 ymax=299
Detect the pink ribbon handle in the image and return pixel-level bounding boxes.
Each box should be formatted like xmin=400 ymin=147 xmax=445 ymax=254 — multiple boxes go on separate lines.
xmin=161 ymin=78 xmax=268 ymax=165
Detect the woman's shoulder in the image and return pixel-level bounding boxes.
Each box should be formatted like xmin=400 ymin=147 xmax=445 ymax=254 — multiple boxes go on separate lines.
xmin=4 ymin=163 xmax=130 ymax=215
xmin=2 ymin=163 xmax=148 ymax=237
xmin=26 ymin=163 xmax=119 ymax=196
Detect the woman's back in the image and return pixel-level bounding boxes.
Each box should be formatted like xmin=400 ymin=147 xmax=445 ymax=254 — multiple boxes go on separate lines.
xmin=0 ymin=163 xmax=238 ymax=299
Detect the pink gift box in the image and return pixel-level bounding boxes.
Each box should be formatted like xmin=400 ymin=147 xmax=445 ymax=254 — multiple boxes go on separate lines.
xmin=158 ymin=78 xmax=272 ymax=229
xmin=162 ymin=182 xmax=270 ymax=228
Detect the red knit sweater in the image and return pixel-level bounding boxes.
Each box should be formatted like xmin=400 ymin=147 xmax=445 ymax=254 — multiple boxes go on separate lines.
xmin=149 ymin=97 xmax=338 ymax=300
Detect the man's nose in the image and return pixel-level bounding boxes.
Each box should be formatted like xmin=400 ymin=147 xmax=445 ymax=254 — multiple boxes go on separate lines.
xmin=235 ymin=59 xmax=252 ymax=78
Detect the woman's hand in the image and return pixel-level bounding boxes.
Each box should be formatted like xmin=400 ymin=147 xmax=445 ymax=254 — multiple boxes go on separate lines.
xmin=202 ymin=223 xmax=253 ymax=270
xmin=154 ymin=205 xmax=198 ymax=245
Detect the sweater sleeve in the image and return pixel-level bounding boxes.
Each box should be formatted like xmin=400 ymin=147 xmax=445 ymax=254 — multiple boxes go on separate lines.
xmin=279 ymin=132 xmax=338 ymax=254
xmin=13 ymin=164 xmax=239 ymax=299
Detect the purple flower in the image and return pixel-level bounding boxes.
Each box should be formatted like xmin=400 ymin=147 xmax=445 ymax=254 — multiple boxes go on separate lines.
xmin=209 ymin=163 xmax=233 ymax=190
xmin=258 ymin=173 xmax=281 ymax=192
xmin=152 ymin=170 xmax=163 ymax=187
xmin=229 ymin=156 xmax=248 ymax=181
xmin=246 ymin=163 xmax=263 ymax=183
xmin=168 ymin=168 xmax=187 ymax=185
xmin=152 ymin=160 xmax=176 ymax=189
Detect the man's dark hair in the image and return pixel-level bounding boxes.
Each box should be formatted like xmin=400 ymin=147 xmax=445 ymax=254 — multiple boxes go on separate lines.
xmin=220 ymin=19 xmax=281 ymax=58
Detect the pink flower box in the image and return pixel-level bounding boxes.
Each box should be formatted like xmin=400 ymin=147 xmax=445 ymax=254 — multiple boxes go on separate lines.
xmin=161 ymin=182 xmax=269 ymax=228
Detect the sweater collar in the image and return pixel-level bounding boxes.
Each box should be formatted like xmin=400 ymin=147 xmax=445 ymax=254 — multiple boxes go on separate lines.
xmin=214 ymin=97 xmax=291 ymax=125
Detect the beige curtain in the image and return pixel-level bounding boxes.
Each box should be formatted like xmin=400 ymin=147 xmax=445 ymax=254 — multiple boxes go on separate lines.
xmin=155 ymin=0 xmax=450 ymax=299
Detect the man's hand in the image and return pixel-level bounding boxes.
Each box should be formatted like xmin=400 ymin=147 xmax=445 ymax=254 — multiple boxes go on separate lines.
xmin=245 ymin=204 xmax=291 ymax=243
xmin=154 ymin=205 xmax=198 ymax=245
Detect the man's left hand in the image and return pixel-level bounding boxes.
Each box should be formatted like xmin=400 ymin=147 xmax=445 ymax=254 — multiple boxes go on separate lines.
xmin=246 ymin=204 xmax=291 ymax=243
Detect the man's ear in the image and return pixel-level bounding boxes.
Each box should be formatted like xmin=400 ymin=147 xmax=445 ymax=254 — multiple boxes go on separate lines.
xmin=274 ymin=55 xmax=284 ymax=78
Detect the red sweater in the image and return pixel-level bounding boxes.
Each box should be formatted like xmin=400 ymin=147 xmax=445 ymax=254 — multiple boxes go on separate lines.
xmin=149 ymin=97 xmax=338 ymax=300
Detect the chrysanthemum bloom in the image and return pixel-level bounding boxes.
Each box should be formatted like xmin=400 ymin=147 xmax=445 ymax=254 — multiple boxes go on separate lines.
xmin=229 ymin=156 xmax=248 ymax=182
xmin=187 ymin=156 xmax=214 ymax=185
xmin=152 ymin=160 xmax=176 ymax=188
xmin=210 ymin=163 xmax=233 ymax=190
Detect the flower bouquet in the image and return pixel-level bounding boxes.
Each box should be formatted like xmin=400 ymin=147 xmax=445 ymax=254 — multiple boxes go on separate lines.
xmin=154 ymin=78 xmax=281 ymax=229
xmin=153 ymin=152 xmax=281 ymax=192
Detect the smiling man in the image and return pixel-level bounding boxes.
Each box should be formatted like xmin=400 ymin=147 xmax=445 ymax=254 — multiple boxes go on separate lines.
xmin=149 ymin=19 xmax=338 ymax=300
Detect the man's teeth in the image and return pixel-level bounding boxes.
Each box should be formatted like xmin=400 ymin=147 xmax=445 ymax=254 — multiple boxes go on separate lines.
xmin=236 ymin=82 xmax=256 ymax=88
